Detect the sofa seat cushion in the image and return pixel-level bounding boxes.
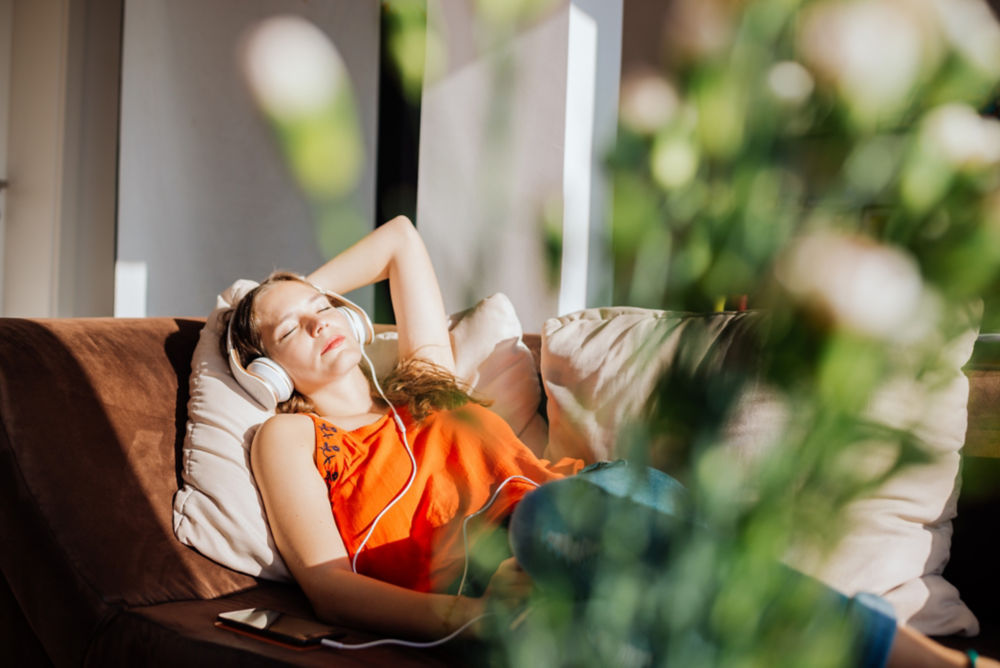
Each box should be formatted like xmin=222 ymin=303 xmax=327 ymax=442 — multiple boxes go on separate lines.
xmin=88 ymin=583 xmax=459 ymax=667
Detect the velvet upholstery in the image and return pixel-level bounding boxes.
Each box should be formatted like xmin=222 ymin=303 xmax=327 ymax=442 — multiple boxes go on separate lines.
xmin=1 ymin=317 xmax=998 ymax=664
xmin=0 ymin=317 xmax=464 ymax=666
xmin=0 ymin=318 xmax=257 ymax=663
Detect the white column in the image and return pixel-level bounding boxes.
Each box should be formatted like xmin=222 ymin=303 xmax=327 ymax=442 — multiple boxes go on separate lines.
xmin=2 ymin=0 xmax=69 ymax=317
xmin=558 ymin=0 xmax=621 ymax=315
xmin=0 ymin=0 xmax=11 ymax=314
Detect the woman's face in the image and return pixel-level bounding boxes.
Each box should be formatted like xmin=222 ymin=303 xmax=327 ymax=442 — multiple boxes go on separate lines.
xmin=253 ymin=280 xmax=364 ymax=395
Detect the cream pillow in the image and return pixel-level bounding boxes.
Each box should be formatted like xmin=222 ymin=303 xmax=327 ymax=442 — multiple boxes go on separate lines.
xmin=540 ymin=306 xmax=978 ymax=637
xmin=541 ymin=307 xmax=760 ymax=463
xmin=172 ymin=284 xmax=545 ymax=580
xmin=785 ymin=325 xmax=980 ymax=637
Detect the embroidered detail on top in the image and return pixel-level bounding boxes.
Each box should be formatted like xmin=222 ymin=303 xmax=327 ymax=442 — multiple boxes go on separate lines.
xmin=317 ymin=420 xmax=341 ymax=472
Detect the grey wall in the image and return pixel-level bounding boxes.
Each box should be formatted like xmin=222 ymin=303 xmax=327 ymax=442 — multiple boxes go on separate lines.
xmin=2 ymin=0 xmax=122 ymax=318
xmin=117 ymin=0 xmax=380 ymax=317
xmin=416 ymin=0 xmax=621 ymax=332
xmin=417 ymin=2 xmax=569 ymax=332
xmin=59 ymin=0 xmax=121 ymax=316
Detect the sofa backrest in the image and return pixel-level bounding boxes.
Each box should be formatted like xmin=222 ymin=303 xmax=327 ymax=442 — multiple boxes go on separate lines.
xmin=0 ymin=318 xmax=257 ymax=664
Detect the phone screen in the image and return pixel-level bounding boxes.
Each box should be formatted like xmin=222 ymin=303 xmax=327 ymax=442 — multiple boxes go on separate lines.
xmin=216 ymin=608 xmax=343 ymax=646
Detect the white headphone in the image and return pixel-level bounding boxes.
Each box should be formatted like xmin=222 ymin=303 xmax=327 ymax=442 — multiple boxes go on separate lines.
xmin=226 ymin=280 xmax=375 ymax=410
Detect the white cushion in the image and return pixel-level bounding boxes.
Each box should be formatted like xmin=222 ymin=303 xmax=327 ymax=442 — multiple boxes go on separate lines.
xmin=786 ymin=326 xmax=980 ymax=636
xmin=541 ymin=307 xmax=760 ymax=463
xmin=172 ymin=284 xmax=545 ymax=580
xmin=540 ymin=305 xmax=978 ymax=637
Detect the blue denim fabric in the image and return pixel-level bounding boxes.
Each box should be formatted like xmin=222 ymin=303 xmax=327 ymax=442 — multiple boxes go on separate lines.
xmin=508 ymin=461 xmax=897 ymax=668
xmin=848 ymin=592 xmax=898 ymax=668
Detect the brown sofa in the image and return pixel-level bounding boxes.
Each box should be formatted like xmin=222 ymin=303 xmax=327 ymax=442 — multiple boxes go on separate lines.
xmin=1 ymin=317 xmax=998 ymax=665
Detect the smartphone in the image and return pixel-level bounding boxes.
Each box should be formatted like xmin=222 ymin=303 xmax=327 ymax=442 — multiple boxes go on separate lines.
xmin=215 ymin=608 xmax=344 ymax=649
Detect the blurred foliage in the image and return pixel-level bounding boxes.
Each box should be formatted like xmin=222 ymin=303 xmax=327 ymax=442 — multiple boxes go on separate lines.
xmin=241 ymin=15 xmax=368 ymax=258
xmin=247 ymin=0 xmax=1000 ymax=665
xmin=481 ymin=0 xmax=1000 ymax=666
xmin=382 ymin=0 xmax=433 ymax=102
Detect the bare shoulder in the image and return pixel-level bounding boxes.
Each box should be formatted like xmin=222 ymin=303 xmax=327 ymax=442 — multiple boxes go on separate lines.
xmin=252 ymin=413 xmax=315 ymax=460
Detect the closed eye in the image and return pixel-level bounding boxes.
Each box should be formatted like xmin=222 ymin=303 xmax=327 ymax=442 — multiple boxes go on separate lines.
xmin=279 ymin=326 xmax=297 ymax=342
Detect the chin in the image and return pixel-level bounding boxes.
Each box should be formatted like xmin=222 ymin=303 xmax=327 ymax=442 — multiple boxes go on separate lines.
xmin=331 ymin=348 xmax=365 ymax=375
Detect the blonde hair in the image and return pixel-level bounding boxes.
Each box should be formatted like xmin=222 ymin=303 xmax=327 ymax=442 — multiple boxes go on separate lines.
xmin=221 ymin=271 xmax=487 ymax=421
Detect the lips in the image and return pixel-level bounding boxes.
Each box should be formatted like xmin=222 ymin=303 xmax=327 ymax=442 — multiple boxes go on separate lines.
xmin=322 ymin=335 xmax=345 ymax=355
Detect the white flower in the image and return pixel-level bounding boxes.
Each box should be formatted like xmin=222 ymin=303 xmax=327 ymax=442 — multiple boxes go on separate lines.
xmin=799 ymin=1 xmax=935 ymax=123
xmin=766 ymin=61 xmax=814 ymax=107
xmin=619 ymin=71 xmax=679 ymax=134
xmin=650 ymin=135 xmax=699 ymax=189
xmin=777 ymin=233 xmax=925 ymax=339
xmin=922 ymin=103 xmax=1000 ymax=169
xmin=929 ymin=0 xmax=1000 ymax=78
xmin=241 ymin=16 xmax=346 ymax=120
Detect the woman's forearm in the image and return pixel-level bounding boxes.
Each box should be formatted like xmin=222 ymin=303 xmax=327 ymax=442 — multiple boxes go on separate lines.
xmin=305 ymin=565 xmax=484 ymax=640
xmin=306 ymin=215 xmax=414 ymax=295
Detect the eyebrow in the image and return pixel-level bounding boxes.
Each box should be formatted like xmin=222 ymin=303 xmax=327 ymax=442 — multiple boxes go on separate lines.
xmin=274 ymin=292 xmax=329 ymax=329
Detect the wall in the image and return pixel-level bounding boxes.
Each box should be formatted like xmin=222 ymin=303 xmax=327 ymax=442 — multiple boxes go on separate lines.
xmin=416 ymin=0 xmax=621 ymax=332
xmin=0 ymin=0 xmax=121 ymax=317
xmin=2 ymin=0 xmax=622 ymax=322
xmin=59 ymin=0 xmax=121 ymax=316
xmin=117 ymin=0 xmax=381 ymax=317
xmin=3 ymin=0 xmax=71 ymax=316
xmin=0 ymin=0 xmax=10 ymax=310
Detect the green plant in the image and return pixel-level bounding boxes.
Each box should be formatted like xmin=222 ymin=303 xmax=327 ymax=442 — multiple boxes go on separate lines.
xmin=244 ymin=1 xmax=1000 ymax=664
xmin=486 ymin=0 xmax=1000 ymax=665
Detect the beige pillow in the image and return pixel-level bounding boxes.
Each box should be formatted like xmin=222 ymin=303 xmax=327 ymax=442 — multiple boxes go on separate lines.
xmin=539 ymin=306 xmax=978 ymax=637
xmin=785 ymin=326 xmax=980 ymax=637
xmin=172 ymin=284 xmax=544 ymax=580
xmin=541 ymin=307 xmax=760 ymax=463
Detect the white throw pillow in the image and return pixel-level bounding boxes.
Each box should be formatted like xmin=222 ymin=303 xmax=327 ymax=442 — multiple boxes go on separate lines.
xmin=540 ymin=306 xmax=978 ymax=637
xmin=785 ymin=325 xmax=980 ymax=637
xmin=173 ymin=283 xmax=545 ymax=580
xmin=541 ymin=307 xmax=761 ymax=464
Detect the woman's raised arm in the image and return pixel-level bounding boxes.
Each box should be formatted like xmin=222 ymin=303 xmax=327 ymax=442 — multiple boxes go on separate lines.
xmin=306 ymin=215 xmax=454 ymax=373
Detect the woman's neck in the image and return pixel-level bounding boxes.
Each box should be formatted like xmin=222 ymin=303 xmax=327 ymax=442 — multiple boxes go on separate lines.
xmin=307 ymin=366 xmax=382 ymax=423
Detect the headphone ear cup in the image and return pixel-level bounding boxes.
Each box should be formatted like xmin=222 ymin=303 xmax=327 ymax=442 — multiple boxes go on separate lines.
xmin=246 ymin=357 xmax=295 ymax=403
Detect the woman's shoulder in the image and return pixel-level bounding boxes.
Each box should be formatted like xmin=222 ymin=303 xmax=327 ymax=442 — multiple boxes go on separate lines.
xmin=253 ymin=413 xmax=316 ymax=454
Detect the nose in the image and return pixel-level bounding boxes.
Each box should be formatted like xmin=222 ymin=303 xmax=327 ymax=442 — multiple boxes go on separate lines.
xmin=306 ymin=312 xmax=328 ymax=337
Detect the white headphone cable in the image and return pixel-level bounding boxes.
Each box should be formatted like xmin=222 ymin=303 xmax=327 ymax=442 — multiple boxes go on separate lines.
xmin=322 ymin=473 xmax=540 ymax=652
xmin=454 ymin=475 xmax=540 ymax=598
xmin=350 ymin=346 xmax=416 ymax=575
xmin=319 ymin=612 xmax=489 ymax=650
xmin=334 ymin=349 xmax=541 ymax=651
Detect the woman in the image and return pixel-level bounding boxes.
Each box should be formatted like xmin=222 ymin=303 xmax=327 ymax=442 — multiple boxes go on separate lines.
xmin=225 ymin=215 xmax=989 ymax=668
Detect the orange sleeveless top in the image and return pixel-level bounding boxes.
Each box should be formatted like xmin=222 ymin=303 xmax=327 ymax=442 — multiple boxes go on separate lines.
xmin=311 ymin=404 xmax=583 ymax=592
